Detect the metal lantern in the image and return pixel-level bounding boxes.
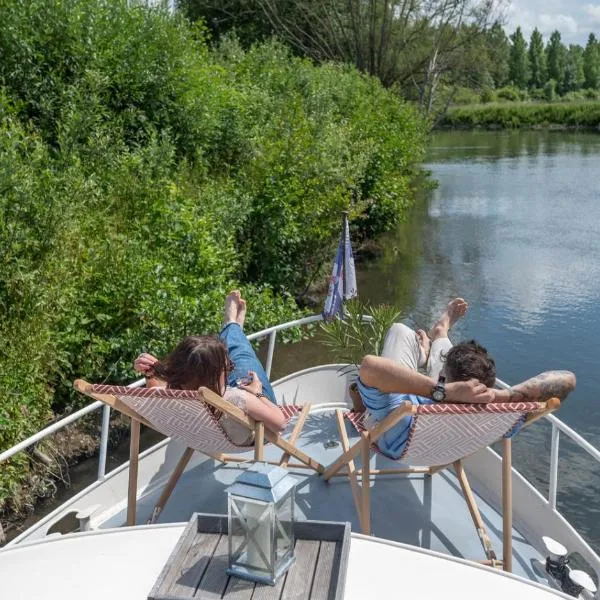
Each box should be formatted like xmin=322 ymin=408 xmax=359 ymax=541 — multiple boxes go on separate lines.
xmin=226 ymin=463 xmax=296 ymax=585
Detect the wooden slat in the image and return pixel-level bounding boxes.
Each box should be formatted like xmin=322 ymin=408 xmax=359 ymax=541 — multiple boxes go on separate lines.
xmin=251 ymin=572 xmax=287 ymax=600
xmin=223 ymin=575 xmax=256 ymax=600
xmin=279 ymin=404 xmax=311 ymax=468
xmin=254 ymin=422 xmax=265 ymax=462
xmin=127 ymin=417 xmax=141 ymax=526
xmin=280 ymin=540 xmax=320 ymax=600
xmin=333 ymin=410 xmax=364 ymax=533
xmin=150 ymin=447 xmax=195 ymax=524
xmin=168 ymin=532 xmax=221 ymax=598
xmin=309 ymin=541 xmax=337 ymax=600
xmin=323 ymin=402 xmax=414 ymax=480
xmin=194 ymin=535 xmax=231 ymax=599
xmin=151 ymin=521 xmax=202 ymax=599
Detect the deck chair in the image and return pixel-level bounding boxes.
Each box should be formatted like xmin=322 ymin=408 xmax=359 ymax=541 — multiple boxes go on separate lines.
xmin=323 ymin=398 xmax=560 ymax=572
xmin=74 ymin=380 xmax=324 ymax=526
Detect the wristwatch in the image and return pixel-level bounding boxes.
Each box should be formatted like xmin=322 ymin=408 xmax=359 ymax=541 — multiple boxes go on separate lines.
xmin=431 ymin=375 xmax=446 ymax=402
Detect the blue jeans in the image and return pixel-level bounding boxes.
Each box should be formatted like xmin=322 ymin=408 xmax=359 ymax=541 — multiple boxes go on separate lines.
xmin=219 ymin=323 xmax=276 ymax=404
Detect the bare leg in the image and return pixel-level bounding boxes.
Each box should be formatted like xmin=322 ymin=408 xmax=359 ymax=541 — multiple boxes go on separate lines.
xmin=429 ymin=298 xmax=468 ymax=341
xmin=224 ymin=290 xmax=240 ymax=325
xmin=426 ymin=298 xmax=468 ymax=380
xmin=235 ymin=295 xmax=247 ymax=328
xmin=415 ymin=329 xmax=431 ymax=368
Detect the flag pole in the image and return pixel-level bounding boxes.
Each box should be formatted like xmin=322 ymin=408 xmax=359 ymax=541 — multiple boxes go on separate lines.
xmin=341 ymin=210 xmax=348 ymax=308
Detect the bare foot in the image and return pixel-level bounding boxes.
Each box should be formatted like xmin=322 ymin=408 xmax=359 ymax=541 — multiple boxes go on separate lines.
xmin=415 ymin=329 xmax=431 ymax=368
xmin=224 ymin=291 xmax=240 ymax=324
xmin=235 ymin=296 xmax=247 ymax=328
xmin=429 ymin=298 xmax=468 ymax=340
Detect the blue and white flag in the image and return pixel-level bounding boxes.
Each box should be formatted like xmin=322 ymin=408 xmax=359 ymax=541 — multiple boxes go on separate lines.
xmin=323 ymin=219 xmax=357 ymax=321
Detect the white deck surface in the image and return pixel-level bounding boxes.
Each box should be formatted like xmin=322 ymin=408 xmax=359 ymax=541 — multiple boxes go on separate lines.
xmin=0 ymin=524 xmax=568 ymax=600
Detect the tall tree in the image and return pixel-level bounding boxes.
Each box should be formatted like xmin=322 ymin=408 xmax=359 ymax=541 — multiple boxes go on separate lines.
xmin=509 ymin=27 xmax=529 ymax=88
xmin=528 ymin=28 xmax=546 ymax=88
xmin=485 ymin=22 xmax=510 ymax=88
xmin=255 ymin=0 xmax=504 ymax=112
xmin=563 ymin=44 xmax=585 ymax=92
xmin=583 ymin=33 xmax=600 ymax=89
xmin=546 ymin=30 xmax=566 ymax=90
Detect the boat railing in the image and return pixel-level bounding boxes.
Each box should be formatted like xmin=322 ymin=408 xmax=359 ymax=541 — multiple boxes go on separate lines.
xmin=0 ymin=314 xmax=597 ymax=522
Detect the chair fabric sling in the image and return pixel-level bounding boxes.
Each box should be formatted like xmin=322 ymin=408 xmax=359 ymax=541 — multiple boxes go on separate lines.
xmin=346 ymin=402 xmax=533 ymax=466
xmin=325 ymin=398 xmax=560 ymax=573
xmin=74 ymin=380 xmax=324 ymax=526
xmin=88 ymin=384 xmax=301 ymax=455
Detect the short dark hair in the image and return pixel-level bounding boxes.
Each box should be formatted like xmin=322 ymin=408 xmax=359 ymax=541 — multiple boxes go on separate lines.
xmin=445 ymin=340 xmax=496 ymax=388
xmin=153 ymin=335 xmax=229 ymax=395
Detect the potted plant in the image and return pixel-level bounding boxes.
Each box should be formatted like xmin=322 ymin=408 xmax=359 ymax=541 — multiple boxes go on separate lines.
xmin=320 ymin=299 xmax=401 ymax=412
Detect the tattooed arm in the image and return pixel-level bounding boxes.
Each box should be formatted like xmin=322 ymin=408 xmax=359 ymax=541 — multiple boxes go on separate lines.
xmin=493 ymin=370 xmax=576 ymax=403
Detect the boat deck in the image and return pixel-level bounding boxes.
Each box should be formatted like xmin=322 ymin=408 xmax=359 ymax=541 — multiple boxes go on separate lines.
xmin=98 ymin=408 xmax=547 ymax=584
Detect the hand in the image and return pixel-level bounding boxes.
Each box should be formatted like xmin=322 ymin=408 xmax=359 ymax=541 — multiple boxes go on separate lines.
xmin=446 ymin=379 xmax=495 ymax=404
xmin=239 ymin=371 xmax=263 ymax=396
xmin=134 ymin=352 xmax=158 ymax=376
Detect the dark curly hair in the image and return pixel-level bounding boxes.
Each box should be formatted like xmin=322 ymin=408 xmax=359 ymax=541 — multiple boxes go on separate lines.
xmin=444 ymin=340 xmax=496 ymax=388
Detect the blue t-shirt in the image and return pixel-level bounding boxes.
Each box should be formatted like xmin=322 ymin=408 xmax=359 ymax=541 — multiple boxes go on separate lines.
xmin=357 ymin=378 xmax=433 ymax=459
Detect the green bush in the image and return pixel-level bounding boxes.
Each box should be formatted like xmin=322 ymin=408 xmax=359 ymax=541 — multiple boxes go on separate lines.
xmin=496 ymin=86 xmax=522 ymax=102
xmin=544 ymin=80 xmax=557 ymax=102
xmin=440 ymin=100 xmax=600 ymax=129
xmin=0 ymin=0 xmax=427 ymax=510
xmin=452 ymin=87 xmax=482 ymax=105
xmin=480 ymin=88 xmax=496 ymax=103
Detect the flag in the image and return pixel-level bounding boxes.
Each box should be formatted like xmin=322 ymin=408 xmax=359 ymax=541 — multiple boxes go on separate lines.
xmin=323 ymin=218 xmax=357 ymax=321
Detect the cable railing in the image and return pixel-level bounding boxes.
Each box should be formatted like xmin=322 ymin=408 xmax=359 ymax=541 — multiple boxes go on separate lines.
xmin=1 ymin=314 xmax=598 ymax=522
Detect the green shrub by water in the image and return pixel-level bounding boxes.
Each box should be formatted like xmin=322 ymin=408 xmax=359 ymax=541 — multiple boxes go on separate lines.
xmin=440 ymin=101 xmax=600 ymax=129
xmin=0 ymin=0 xmax=427 ymax=510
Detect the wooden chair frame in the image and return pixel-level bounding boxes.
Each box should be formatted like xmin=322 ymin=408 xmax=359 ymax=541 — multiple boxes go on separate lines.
xmin=74 ymin=380 xmax=324 ymax=526
xmin=323 ymin=398 xmax=560 ymax=572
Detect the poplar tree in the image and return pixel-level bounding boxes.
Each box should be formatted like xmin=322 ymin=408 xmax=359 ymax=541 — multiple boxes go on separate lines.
xmin=528 ymin=28 xmax=547 ymax=88
xmin=485 ymin=23 xmax=510 ymax=88
xmin=509 ymin=27 xmax=529 ymax=89
xmin=546 ymin=30 xmax=566 ymax=91
xmin=563 ymin=44 xmax=585 ymax=92
xmin=583 ymin=33 xmax=599 ymax=89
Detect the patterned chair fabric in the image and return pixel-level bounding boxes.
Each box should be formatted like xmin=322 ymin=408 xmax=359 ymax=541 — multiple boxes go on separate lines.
xmin=89 ymin=384 xmax=300 ymax=455
xmin=346 ymin=401 xmax=543 ymax=466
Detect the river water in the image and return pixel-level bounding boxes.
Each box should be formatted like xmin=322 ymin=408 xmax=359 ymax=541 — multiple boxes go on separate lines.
xmin=8 ymin=130 xmax=600 ymax=553
xmin=272 ymin=130 xmax=600 ymax=551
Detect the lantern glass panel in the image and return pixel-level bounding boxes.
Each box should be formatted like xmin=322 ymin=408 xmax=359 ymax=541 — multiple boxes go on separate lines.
xmin=275 ymin=491 xmax=294 ymax=564
xmin=229 ymin=495 xmax=274 ymax=575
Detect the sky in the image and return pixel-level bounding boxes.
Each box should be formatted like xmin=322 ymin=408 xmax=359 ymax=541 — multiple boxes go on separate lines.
xmin=505 ymin=0 xmax=600 ymax=45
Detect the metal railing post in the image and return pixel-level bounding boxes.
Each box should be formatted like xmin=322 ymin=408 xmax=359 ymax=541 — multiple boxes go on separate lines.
xmin=97 ymin=404 xmax=111 ymax=481
xmin=549 ymin=423 xmax=560 ymax=510
xmin=265 ymin=331 xmax=277 ymax=379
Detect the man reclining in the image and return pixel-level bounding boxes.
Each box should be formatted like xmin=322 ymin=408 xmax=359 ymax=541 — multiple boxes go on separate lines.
xmin=358 ymin=298 xmax=576 ymax=459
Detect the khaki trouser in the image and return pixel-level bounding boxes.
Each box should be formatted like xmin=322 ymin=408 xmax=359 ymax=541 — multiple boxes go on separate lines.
xmin=381 ymin=323 xmax=452 ymax=381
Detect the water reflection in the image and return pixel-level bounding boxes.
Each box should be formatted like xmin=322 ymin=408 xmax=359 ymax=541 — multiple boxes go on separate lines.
xmin=358 ymin=130 xmax=600 ymax=551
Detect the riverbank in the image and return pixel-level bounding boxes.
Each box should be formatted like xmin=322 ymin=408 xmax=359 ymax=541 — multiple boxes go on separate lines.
xmin=438 ymin=101 xmax=600 ymax=130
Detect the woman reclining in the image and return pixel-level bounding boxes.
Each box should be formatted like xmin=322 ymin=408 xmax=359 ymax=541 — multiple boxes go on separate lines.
xmin=133 ymin=291 xmax=286 ymax=446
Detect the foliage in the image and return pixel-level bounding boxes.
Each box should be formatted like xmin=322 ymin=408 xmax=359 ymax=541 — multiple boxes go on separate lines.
xmin=546 ymin=31 xmax=567 ymax=91
xmin=320 ymin=300 xmax=402 ymax=369
xmin=496 ymin=86 xmax=522 ymax=102
xmin=0 ymin=0 xmax=427 ymax=510
xmin=528 ymin=29 xmax=547 ymax=89
xmin=544 ymin=80 xmax=557 ymax=102
xmin=440 ymin=101 xmax=600 ymax=129
xmin=584 ymin=34 xmax=600 ymax=90
xmin=509 ymin=27 xmax=529 ymax=89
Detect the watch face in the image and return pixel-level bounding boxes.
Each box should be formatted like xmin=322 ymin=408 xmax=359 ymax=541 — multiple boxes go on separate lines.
xmin=432 ymin=388 xmax=445 ymax=401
